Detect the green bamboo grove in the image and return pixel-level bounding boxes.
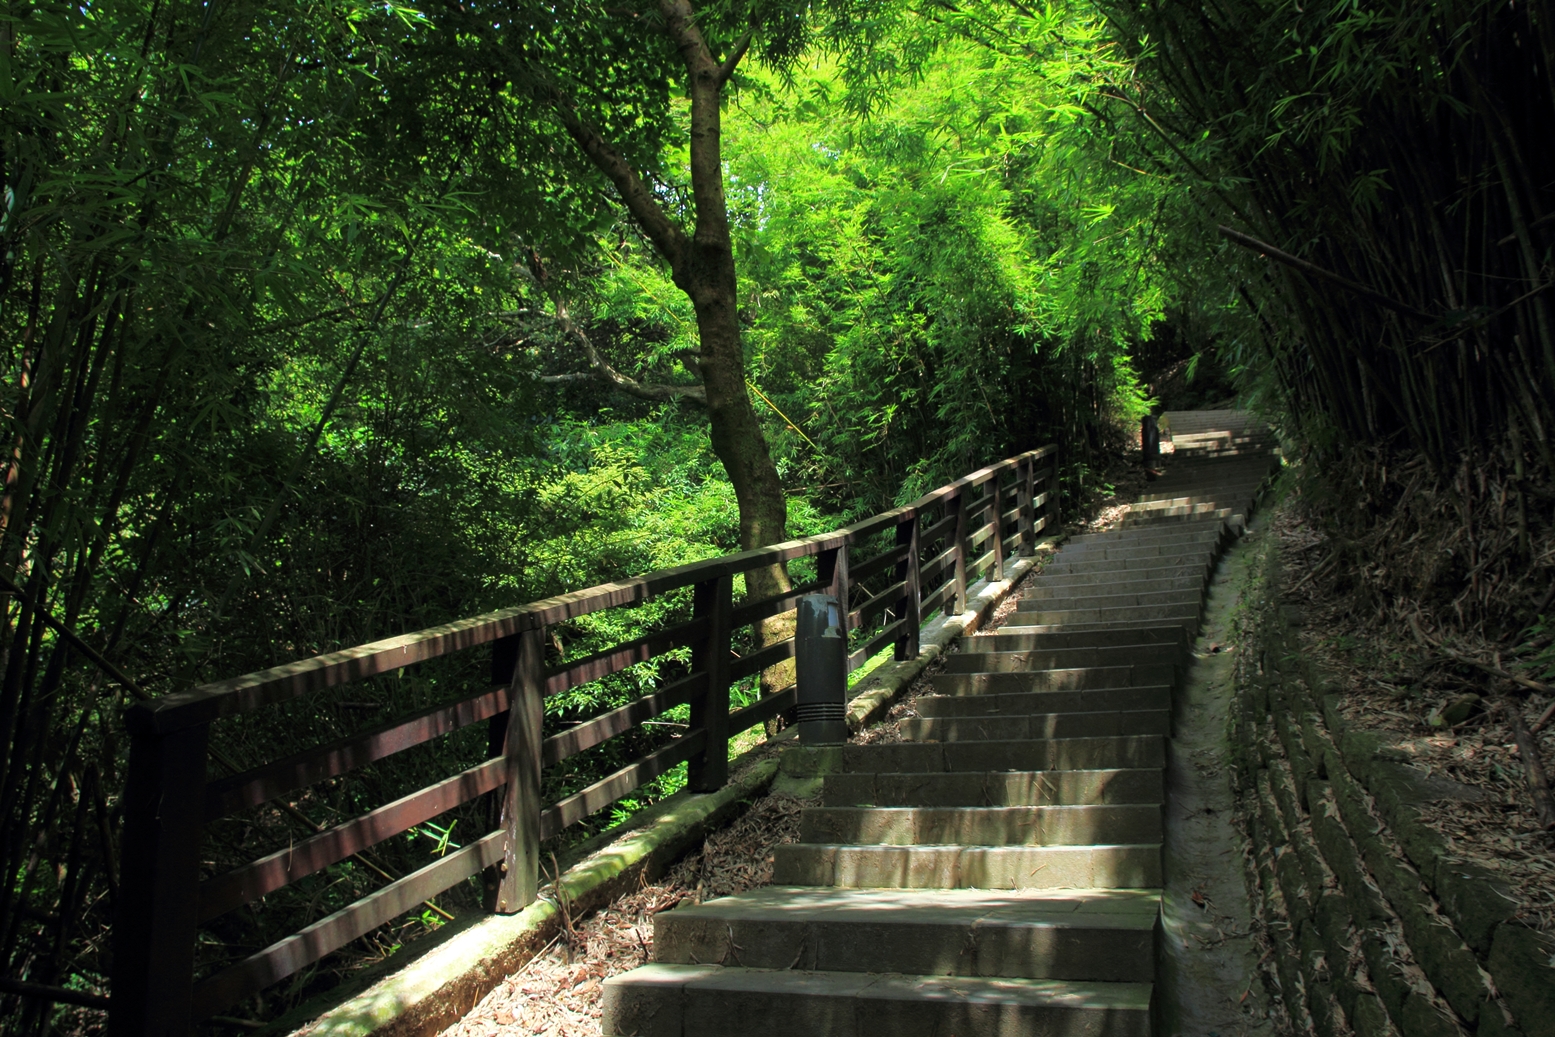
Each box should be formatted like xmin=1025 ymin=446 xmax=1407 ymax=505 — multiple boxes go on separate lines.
xmin=1088 ymin=0 xmax=1555 ymax=625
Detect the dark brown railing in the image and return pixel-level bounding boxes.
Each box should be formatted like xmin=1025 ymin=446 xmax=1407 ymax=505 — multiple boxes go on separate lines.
xmin=108 ymin=445 xmax=1059 ymax=1034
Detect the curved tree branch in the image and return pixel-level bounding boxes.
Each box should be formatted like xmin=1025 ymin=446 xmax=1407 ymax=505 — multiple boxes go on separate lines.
xmin=546 ymin=300 xmax=705 ymax=405
xmin=717 ymin=30 xmax=753 ymax=85
xmin=531 ymin=83 xmax=689 ymax=273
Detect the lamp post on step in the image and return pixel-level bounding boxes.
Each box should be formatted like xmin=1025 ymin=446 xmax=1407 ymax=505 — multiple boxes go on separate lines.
xmin=794 ymin=594 xmax=848 ymax=744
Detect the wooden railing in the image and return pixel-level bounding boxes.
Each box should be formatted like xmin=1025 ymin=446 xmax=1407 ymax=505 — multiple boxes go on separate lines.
xmin=108 ymin=445 xmax=1059 ymax=1034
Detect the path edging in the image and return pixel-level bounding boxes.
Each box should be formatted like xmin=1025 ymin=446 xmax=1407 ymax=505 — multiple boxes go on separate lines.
xmin=281 ymin=758 xmax=778 ymax=1037
xmin=1231 ymin=526 xmax=1552 ymax=1037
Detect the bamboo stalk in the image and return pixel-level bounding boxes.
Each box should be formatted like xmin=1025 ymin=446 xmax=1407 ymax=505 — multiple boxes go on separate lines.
xmin=1217 ymin=225 xmax=1434 ymax=322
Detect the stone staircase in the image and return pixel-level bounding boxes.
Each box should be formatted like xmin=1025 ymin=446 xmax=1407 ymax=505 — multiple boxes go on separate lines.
xmin=1160 ymin=409 xmax=1278 ymax=463
xmin=599 ymin=411 xmax=1278 ymax=1037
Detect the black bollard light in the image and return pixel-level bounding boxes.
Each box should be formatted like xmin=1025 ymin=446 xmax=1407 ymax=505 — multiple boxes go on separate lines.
xmin=795 ymin=593 xmax=849 ymax=744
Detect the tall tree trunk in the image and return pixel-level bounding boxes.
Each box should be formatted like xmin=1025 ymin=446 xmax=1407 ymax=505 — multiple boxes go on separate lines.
xmin=539 ymin=0 xmax=795 ymax=690
xmin=662 ymin=0 xmax=789 ymax=567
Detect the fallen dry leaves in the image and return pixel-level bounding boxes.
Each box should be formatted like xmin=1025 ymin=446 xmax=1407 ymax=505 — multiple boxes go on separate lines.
xmin=438 ymin=789 xmax=806 ymax=1037
xmin=1272 ymin=500 xmax=1555 ymax=933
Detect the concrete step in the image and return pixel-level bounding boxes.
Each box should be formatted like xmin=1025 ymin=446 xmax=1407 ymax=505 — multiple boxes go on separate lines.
xmin=1144 ymin=461 xmax=1272 ymax=478
xmin=1001 ymin=620 xmax=1199 ymax=638
xmin=1170 ymin=434 xmax=1275 ymax=448
xmin=1012 ymin=587 xmax=1203 ymax=611
xmin=942 ymin=643 xmax=1183 ymax=675
xmin=584 ymin=420 xmax=1291 ymax=1037
xmin=1063 ymin=531 xmax=1219 ymax=556
xmin=1132 ymin=489 xmax=1262 ymax=508
xmin=1175 ymin=450 xmax=1275 ymax=463
xmin=915 ymin=685 xmax=1172 ymax=718
xmin=1132 ymin=485 xmax=1265 ymax=507
xmin=1003 ymin=605 xmax=1200 ymax=634
xmin=821 ymin=768 xmax=1164 ymax=807
xmin=1152 ymin=466 xmax=1272 ymax=484
xmin=977 ymin=626 xmax=1188 ymax=652
xmin=651 ymin=886 xmax=1159 ymax=982
xmin=1169 ymin=428 xmax=1275 ymax=440
xmin=903 ymin=709 xmax=1170 ymax=742
xmin=1170 ymin=450 xmax=1274 ymax=463
xmin=1049 ymin=541 xmax=1218 ymax=563
xmin=930 ymin=663 xmax=1178 ymax=695
xmin=1032 ymin=572 xmax=1212 ymax=597
xmin=1132 ymin=494 xmax=1262 ymax=513
xmin=772 ymin=841 xmax=1163 ymax=889
xmin=1023 ymin=572 xmax=1206 ymax=596
xmin=1068 ymin=520 xmax=1225 ymax=544
xmin=1163 ymin=407 xmax=1262 ymax=423
xmin=832 ymin=735 xmax=1166 ymax=774
xmin=799 ymin=804 xmax=1163 ymax=846
xmin=1039 ymin=556 xmax=1213 ymax=577
xmin=1122 ymin=505 xmax=1233 ymax=525
xmin=601 ymin=963 xmax=1153 ymax=1037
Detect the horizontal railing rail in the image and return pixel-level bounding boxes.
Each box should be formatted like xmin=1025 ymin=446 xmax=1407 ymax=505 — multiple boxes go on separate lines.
xmin=108 ymin=445 xmax=1060 ymax=1034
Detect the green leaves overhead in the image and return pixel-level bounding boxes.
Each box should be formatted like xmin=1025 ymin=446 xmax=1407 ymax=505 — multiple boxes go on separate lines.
xmin=713 ymin=26 xmax=1164 ymax=506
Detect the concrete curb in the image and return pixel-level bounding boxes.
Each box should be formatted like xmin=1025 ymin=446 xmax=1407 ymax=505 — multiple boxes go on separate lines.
xmin=284 ymin=757 xmax=780 ymax=1037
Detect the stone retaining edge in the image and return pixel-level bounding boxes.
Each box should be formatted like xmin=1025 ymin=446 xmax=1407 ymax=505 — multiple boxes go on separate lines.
xmin=1231 ymin=528 xmax=1555 ymax=1037
xmin=279 ymin=538 xmax=1060 ymax=1037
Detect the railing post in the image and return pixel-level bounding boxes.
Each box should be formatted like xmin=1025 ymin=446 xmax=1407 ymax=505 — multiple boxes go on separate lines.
xmin=894 ymin=512 xmax=921 ymax=661
xmin=1047 ymin=451 xmax=1062 ymax=538
xmin=1017 ymin=455 xmax=1035 ymax=556
xmin=991 ymin=474 xmax=1006 ymax=581
xmin=110 ymin=709 xmax=207 ymax=1037
xmin=819 ymin=543 xmax=851 ymax=635
xmin=491 ymin=626 xmax=543 ymax=913
xmin=952 ymin=491 xmax=969 ymax=614
xmin=688 ymin=574 xmax=733 ymax=792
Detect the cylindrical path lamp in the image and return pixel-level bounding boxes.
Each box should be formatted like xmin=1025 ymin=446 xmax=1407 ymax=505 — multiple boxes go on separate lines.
xmin=795 ymin=593 xmax=848 ymax=744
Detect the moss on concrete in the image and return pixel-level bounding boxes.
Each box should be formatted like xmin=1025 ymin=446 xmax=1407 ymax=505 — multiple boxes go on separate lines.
xmin=1232 ymin=526 xmax=1533 ymax=1037
xmin=1488 ymin=927 xmax=1555 ymax=1037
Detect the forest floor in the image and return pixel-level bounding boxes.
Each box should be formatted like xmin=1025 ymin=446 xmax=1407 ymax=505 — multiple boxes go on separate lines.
xmin=1272 ymin=497 xmax=1555 ymax=932
xmin=437 ymin=447 xmax=1156 ymax=1036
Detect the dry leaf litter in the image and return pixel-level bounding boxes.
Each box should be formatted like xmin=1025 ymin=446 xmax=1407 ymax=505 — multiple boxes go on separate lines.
xmin=1272 ymin=498 xmax=1555 ymax=933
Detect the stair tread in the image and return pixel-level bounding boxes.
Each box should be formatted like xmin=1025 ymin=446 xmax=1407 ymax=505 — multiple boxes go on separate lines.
xmin=773 ymin=842 xmax=1164 ymax=889
xmin=660 ymin=884 xmax=1160 ymax=923
xmin=604 ymin=963 xmax=1154 ymax=1014
xmin=590 ymin=417 xmax=1283 ymax=1037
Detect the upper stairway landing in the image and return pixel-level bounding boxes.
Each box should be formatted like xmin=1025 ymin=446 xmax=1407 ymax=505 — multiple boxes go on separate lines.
xmin=599 ymin=411 xmax=1279 ymax=1037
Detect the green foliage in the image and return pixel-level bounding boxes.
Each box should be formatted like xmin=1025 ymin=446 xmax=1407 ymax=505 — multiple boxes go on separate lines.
xmin=1075 ymin=0 xmax=1555 ymax=630
xmin=721 ymin=30 xmax=1164 ymax=509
